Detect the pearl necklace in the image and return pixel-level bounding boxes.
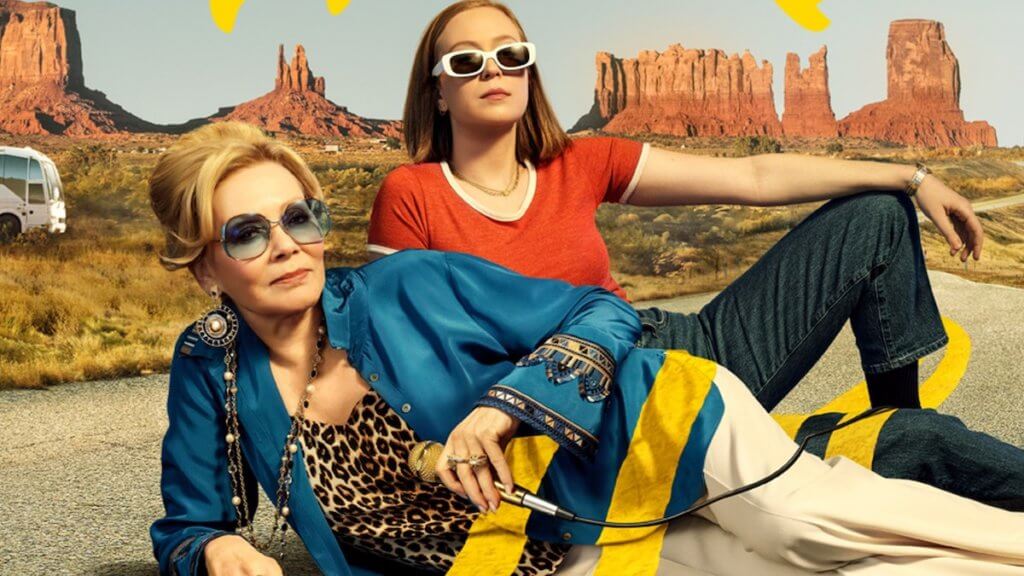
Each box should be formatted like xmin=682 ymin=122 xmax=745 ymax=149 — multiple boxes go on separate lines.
xmin=222 ymin=322 xmax=326 ymax=559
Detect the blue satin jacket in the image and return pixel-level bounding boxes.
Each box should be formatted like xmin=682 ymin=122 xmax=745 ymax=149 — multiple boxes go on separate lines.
xmin=150 ymin=250 xmax=725 ymax=575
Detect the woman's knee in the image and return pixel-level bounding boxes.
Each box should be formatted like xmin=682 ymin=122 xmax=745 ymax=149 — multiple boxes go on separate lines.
xmin=842 ymin=192 xmax=914 ymax=235
xmin=742 ymin=506 xmax=849 ymax=571
xmin=870 ymin=409 xmax=963 ymax=483
xmin=825 ymin=192 xmax=918 ymax=264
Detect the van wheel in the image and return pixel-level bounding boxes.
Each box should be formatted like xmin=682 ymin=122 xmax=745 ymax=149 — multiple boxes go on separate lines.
xmin=0 ymin=215 xmax=21 ymax=243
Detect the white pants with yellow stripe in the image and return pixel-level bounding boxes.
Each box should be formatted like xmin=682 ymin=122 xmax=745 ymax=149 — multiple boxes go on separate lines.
xmin=557 ymin=362 xmax=1024 ymax=576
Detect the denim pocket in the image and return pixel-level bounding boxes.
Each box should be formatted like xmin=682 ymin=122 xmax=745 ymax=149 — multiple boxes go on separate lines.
xmin=635 ymin=307 xmax=668 ymax=346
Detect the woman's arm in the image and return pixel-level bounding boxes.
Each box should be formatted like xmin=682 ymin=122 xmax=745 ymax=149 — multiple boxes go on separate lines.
xmin=629 ymin=148 xmax=984 ymax=261
xmin=370 ymin=251 xmax=640 ymax=511
xmin=628 ymin=148 xmax=915 ymax=207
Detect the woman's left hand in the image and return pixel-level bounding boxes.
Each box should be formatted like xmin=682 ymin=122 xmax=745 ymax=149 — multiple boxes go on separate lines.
xmin=436 ymin=406 xmax=520 ymax=513
xmin=914 ymin=175 xmax=984 ymax=262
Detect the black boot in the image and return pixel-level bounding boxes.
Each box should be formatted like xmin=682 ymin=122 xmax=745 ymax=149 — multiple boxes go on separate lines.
xmin=865 ymin=361 xmax=921 ymax=409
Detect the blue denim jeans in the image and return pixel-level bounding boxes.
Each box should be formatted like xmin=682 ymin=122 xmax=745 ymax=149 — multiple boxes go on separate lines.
xmin=635 ymin=190 xmax=1024 ymax=509
xmin=636 ymin=190 xmax=947 ymax=410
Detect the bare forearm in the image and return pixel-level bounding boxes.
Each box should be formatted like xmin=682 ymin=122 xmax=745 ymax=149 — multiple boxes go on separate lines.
xmin=750 ymin=154 xmax=917 ymax=207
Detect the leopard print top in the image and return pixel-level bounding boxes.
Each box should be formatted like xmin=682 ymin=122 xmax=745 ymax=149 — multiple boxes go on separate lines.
xmin=295 ymin=387 xmax=571 ymax=575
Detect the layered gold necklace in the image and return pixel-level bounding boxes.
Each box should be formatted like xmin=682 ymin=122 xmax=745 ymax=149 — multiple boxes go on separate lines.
xmin=451 ymin=161 xmax=522 ymax=197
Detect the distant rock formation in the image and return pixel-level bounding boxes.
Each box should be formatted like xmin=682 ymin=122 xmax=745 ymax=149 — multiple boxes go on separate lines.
xmin=0 ymin=1 xmax=398 ymax=138
xmin=837 ymin=20 xmax=997 ymax=146
xmin=571 ymin=44 xmax=782 ymax=137
xmin=212 ymin=44 xmax=400 ymax=139
xmin=0 ymin=0 xmax=160 ymax=135
xmin=574 ymin=20 xmax=997 ymax=147
xmin=782 ymin=46 xmax=836 ymax=137
xmin=274 ymin=44 xmax=325 ymax=95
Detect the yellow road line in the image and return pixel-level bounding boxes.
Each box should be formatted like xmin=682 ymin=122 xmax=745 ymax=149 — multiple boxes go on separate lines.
xmin=812 ymin=316 xmax=969 ymax=414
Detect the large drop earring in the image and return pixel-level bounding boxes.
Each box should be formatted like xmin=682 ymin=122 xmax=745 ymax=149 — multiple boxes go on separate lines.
xmin=195 ymin=286 xmax=238 ymax=348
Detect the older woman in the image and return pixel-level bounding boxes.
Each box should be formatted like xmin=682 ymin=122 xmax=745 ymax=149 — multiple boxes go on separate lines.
xmin=149 ymin=122 xmax=1024 ymax=576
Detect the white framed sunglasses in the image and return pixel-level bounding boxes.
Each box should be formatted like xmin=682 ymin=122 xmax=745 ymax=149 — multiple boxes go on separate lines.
xmin=431 ymin=41 xmax=536 ymax=78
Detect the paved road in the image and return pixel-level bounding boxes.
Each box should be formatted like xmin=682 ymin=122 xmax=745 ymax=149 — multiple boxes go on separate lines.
xmin=1 ymin=270 xmax=1021 ymax=575
xmin=916 ymin=190 xmax=1024 ymax=221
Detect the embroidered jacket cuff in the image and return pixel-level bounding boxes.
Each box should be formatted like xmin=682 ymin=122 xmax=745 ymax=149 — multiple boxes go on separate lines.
xmin=475 ymin=334 xmax=617 ymax=461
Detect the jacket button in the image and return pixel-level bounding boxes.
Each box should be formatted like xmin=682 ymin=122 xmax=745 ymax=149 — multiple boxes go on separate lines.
xmin=401 ymin=403 xmax=412 ymax=413
xmin=369 ymin=373 xmax=379 ymax=382
xmin=561 ymin=532 xmax=572 ymax=541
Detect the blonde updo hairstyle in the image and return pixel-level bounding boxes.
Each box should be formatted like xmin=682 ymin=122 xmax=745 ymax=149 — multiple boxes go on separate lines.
xmin=148 ymin=121 xmax=324 ymax=272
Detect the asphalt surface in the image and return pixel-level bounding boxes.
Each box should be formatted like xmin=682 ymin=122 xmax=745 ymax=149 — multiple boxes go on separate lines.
xmin=1 ymin=270 xmax=1021 ymax=575
xmin=915 ymin=191 xmax=1024 ymax=221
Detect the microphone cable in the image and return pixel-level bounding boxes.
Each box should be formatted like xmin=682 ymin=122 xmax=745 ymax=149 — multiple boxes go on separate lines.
xmin=413 ymin=405 xmax=897 ymax=527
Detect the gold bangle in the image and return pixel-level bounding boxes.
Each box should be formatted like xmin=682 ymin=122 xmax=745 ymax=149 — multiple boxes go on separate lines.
xmin=906 ymin=163 xmax=931 ymax=197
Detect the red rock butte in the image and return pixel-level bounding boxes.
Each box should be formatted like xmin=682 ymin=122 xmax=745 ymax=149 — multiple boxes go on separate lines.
xmin=782 ymin=46 xmax=836 ymax=138
xmin=574 ymin=20 xmax=997 ymax=147
xmin=572 ymin=44 xmax=782 ymax=137
xmin=0 ymin=0 xmax=399 ymax=138
xmin=837 ymin=19 xmax=997 ymax=147
xmin=0 ymin=0 xmax=159 ymax=135
xmin=210 ymin=44 xmax=400 ymax=139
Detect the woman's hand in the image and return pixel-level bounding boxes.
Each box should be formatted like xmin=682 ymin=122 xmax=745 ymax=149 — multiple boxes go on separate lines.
xmin=436 ymin=406 xmax=521 ymax=513
xmin=204 ymin=534 xmax=283 ymax=576
xmin=915 ymin=175 xmax=984 ymax=262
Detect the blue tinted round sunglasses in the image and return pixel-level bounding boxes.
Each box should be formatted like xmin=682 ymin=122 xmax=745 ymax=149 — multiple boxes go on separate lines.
xmin=218 ymin=198 xmax=332 ymax=260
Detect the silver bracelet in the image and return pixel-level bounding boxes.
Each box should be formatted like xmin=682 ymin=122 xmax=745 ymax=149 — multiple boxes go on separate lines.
xmin=906 ymin=163 xmax=931 ymax=197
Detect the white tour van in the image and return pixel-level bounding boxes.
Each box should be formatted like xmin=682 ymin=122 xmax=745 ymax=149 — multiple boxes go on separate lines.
xmin=0 ymin=146 xmax=67 ymax=241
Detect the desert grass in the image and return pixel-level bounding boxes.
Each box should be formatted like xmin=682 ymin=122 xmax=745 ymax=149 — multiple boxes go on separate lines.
xmin=1 ymin=134 xmax=1022 ymax=388
xmin=0 ymin=139 xmax=400 ymax=388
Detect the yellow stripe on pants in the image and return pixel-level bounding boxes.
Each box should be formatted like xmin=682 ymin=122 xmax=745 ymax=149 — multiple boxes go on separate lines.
xmin=592 ymin=350 xmax=717 ymax=576
xmin=447 ymin=434 xmax=559 ymax=576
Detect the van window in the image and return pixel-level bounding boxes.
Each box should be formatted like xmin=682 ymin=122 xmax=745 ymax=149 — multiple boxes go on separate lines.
xmin=29 ymin=159 xmax=43 ymax=180
xmin=28 ymin=183 xmax=45 ymax=204
xmin=43 ymin=163 xmax=61 ymax=200
xmin=1 ymin=154 xmax=27 ymax=199
xmin=27 ymin=159 xmax=46 ymax=203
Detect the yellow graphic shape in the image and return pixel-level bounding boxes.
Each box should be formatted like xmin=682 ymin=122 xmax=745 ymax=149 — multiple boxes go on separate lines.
xmin=592 ymin=351 xmax=717 ymax=575
xmin=775 ymin=0 xmax=831 ymax=32
xmin=772 ymin=316 xmax=970 ymax=468
xmin=210 ymin=0 xmax=246 ymax=34
xmin=821 ymin=410 xmax=895 ymax=469
xmin=814 ymin=316 xmax=969 ymax=414
xmin=326 ymin=0 xmax=351 ymax=15
xmin=447 ymin=434 xmax=560 ymax=575
xmin=210 ymin=0 xmax=350 ymax=34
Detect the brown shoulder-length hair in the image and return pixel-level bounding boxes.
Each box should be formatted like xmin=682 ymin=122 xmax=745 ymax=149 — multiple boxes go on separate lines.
xmin=403 ymin=0 xmax=570 ymax=165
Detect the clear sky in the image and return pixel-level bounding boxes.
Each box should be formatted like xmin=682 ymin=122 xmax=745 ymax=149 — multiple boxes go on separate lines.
xmin=55 ymin=1 xmax=1024 ymax=145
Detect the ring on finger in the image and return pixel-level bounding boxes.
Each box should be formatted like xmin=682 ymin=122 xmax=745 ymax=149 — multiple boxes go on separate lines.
xmin=468 ymin=454 xmax=489 ymax=471
xmin=447 ymin=454 xmax=470 ymax=471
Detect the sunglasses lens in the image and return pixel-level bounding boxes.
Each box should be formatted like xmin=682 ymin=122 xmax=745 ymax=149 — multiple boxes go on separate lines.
xmin=281 ymin=199 xmax=328 ymax=244
xmin=449 ymin=52 xmax=484 ymax=75
xmin=496 ymin=44 xmax=532 ymax=69
xmin=220 ymin=200 xmax=332 ymax=260
xmin=222 ymin=216 xmax=269 ymax=260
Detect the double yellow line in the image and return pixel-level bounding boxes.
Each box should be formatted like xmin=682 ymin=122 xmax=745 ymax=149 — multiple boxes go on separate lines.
xmin=775 ymin=315 xmax=970 ymax=468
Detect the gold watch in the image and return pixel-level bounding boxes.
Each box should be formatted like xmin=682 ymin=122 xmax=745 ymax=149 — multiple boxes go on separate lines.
xmin=906 ymin=163 xmax=931 ymax=197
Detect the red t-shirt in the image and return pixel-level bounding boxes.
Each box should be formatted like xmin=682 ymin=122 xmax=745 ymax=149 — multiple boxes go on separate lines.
xmin=366 ymin=136 xmax=650 ymax=301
